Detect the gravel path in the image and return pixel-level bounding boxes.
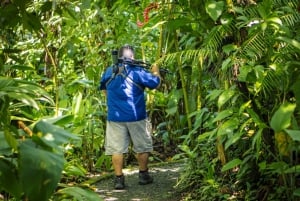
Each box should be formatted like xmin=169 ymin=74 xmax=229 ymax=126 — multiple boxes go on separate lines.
xmin=95 ymin=162 xmax=184 ymax=201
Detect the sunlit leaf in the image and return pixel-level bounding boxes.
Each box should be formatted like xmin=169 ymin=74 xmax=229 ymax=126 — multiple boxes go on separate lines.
xmin=205 ymin=0 xmax=225 ymax=22
xmin=217 ymin=89 xmax=235 ymax=108
xmin=270 ymin=103 xmax=296 ymax=132
xmin=33 ymin=120 xmax=80 ymax=148
xmin=217 ymin=118 xmax=239 ymax=136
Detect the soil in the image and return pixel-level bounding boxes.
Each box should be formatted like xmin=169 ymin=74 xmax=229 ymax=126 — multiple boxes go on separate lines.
xmin=94 ymin=162 xmax=184 ymax=201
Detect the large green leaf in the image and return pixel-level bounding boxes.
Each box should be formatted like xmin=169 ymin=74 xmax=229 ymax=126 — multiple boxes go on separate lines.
xmin=19 ymin=141 xmax=64 ymax=201
xmin=33 ymin=120 xmax=80 ymax=148
xmin=205 ymin=0 xmax=225 ymax=22
xmin=270 ymin=103 xmax=296 ymax=132
xmin=0 ymin=158 xmax=22 ymax=198
xmin=0 ymin=77 xmax=54 ymax=108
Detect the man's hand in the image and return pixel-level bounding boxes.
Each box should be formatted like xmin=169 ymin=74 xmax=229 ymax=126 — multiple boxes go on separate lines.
xmin=151 ymin=64 xmax=161 ymax=77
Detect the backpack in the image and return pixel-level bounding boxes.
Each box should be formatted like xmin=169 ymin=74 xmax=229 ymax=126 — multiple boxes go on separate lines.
xmin=105 ymin=64 xmax=144 ymax=91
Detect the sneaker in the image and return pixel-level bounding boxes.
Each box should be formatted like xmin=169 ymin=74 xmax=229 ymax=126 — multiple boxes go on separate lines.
xmin=114 ymin=175 xmax=125 ymax=189
xmin=138 ymin=171 xmax=153 ymax=185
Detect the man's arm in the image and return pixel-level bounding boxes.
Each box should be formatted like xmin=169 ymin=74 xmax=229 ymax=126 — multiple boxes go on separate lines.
xmin=151 ymin=64 xmax=161 ymax=88
xmin=151 ymin=63 xmax=160 ymax=77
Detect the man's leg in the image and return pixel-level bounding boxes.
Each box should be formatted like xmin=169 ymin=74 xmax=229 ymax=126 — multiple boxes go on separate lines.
xmin=137 ymin=152 xmax=149 ymax=171
xmin=112 ymin=154 xmax=125 ymax=189
xmin=112 ymin=154 xmax=124 ymax=175
xmin=137 ymin=152 xmax=153 ymax=185
xmin=128 ymin=120 xmax=153 ymax=185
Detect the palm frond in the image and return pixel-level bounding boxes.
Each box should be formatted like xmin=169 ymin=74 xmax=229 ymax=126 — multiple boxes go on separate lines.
xmin=240 ymin=31 xmax=270 ymax=60
xmin=260 ymin=68 xmax=288 ymax=98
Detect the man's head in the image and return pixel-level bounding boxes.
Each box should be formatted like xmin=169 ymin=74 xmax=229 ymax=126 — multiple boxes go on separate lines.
xmin=119 ymin=44 xmax=134 ymax=59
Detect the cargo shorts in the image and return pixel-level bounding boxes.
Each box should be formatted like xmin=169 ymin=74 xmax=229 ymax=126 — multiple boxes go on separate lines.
xmin=105 ymin=119 xmax=153 ymax=155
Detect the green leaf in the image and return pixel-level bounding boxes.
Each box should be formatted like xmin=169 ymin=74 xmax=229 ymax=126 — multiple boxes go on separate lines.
xmin=222 ymin=44 xmax=237 ymax=55
xmin=197 ymin=129 xmax=216 ymax=142
xmin=33 ymin=120 xmax=80 ymax=148
xmin=285 ymin=129 xmax=300 ymax=142
xmin=284 ymin=165 xmax=300 ymax=174
xmin=64 ymin=164 xmax=87 ymax=177
xmin=270 ymin=103 xmax=296 ymax=132
xmin=291 ymin=79 xmax=300 ymax=107
xmin=294 ymin=188 xmax=300 ymax=197
xmin=225 ymin=131 xmax=244 ymax=150
xmin=221 ymin=158 xmax=242 ymax=172
xmin=213 ymin=109 xmax=234 ymax=123
xmin=0 ymin=159 xmax=22 ymax=198
xmin=206 ymin=89 xmax=223 ymax=102
xmin=42 ymin=115 xmax=74 ymax=126
xmin=19 ymin=141 xmax=64 ymax=201
xmin=0 ymin=131 xmax=12 ymax=155
xmin=56 ymin=187 xmax=103 ymax=201
xmin=166 ymin=106 xmax=177 ymax=116
xmin=238 ymin=65 xmax=252 ymax=82
xmin=205 ymin=0 xmax=225 ymax=22
xmin=221 ymin=57 xmax=232 ymax=71
xmin=4 ymin=129 xmax=18 ymax=150
xmin=277 ymin=36 xmax=300 ymax=51
xmin=166 ymin=17 xmax=192 ymax=30
xmin=7 ymin=92 xmax=39 ymax=110
xmin=217 ymin=89 xmax=235 ymax=108
xmin=4 ymin=65 xmax=35 ymax=71
xmin=217 ymin=118 xmax=239 ymax=136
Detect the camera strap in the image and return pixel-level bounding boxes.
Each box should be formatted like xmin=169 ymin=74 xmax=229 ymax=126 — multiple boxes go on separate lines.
xmin=105 ymin=65 xmax=144 ymax=91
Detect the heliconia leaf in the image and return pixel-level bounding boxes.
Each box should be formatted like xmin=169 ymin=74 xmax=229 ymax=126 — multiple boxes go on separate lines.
xmin=19 ymin=141 xmax=64 ymax=201
xmin=33 ymin=120 xmax=80 ymax=148
xmin=270 ymin=103 xmax=296 ymax=132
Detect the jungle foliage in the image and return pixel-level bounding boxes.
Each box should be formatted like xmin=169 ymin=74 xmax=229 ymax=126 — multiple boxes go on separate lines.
xmin=1 ymin=0 xmax=300 ymax=200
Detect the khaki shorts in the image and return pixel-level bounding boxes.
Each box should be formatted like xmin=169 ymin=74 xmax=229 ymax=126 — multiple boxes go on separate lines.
xmin=105 ymin=119 xmax=153 ymax=155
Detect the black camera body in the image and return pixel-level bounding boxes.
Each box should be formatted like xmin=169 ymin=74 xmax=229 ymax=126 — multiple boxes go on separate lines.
xmin=111 ymin=50 xmax=151 ymax=69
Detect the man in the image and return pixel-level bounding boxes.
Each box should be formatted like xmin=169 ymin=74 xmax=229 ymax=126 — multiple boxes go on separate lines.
xmin=99 ymin=44 xmax=160 ymax=189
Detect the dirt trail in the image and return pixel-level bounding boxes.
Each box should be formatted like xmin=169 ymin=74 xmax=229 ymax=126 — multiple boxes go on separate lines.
xmin=95 ymin=162 xmax=184 ymax=201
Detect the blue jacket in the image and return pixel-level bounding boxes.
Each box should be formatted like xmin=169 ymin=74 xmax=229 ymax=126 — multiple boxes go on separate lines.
xmin=99 ymin=64 xmax=160 ymax=122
